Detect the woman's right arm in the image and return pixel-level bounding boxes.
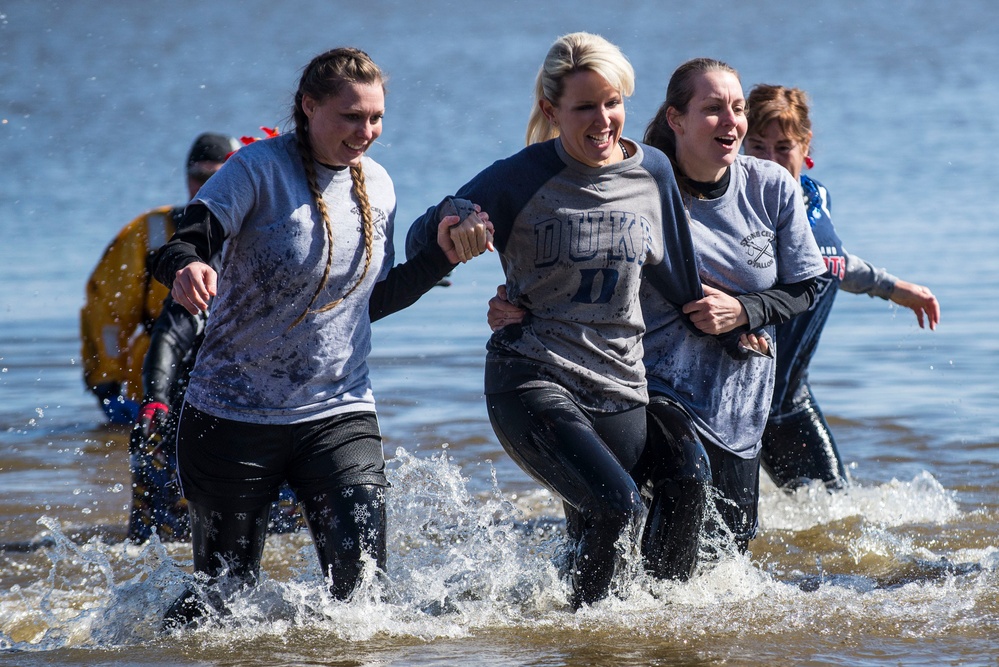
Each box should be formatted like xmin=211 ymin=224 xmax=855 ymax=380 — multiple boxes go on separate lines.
xmin=840 ymin=252 xmax=897 ymax=299
xmin=842 ymin=252 xmax=940 ymax=329
xmin=151 ymin=203 xmax=227 ymax=315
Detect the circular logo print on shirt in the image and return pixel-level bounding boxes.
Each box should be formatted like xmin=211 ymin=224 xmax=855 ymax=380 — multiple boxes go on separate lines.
xmin=740 ymin=230 xmax=776 ymax=269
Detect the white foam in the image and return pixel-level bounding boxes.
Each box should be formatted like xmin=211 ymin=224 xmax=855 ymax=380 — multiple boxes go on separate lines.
xmin=0 ymin=450 xmax=993 ymax=653
xmin=759 ymin=470 xmax=961 ymax=532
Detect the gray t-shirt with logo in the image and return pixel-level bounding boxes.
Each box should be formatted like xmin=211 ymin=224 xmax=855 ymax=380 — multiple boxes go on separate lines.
xmin=185 ymin=133 xmax=397 ymax=424
xmin=643 ymin=155 xmax=826 ymax=457
xmin=407 ymin=138 xmax=703 ymax=414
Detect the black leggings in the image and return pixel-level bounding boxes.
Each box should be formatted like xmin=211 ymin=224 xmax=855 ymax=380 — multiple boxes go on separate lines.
xmin=164 ymin=485 xmax=386 ymax=630
xmin=175 ymin=404 xmax=388 ymax=599
xmin=186 ymin=485 xmax=386 ymax=599
xmin=637 ymin=395 xmax=761 ymax=580
xmin=762 ymin=386 xmax=848 ymax=490
xmin=486 ymin=387 xmax=646 ymax=608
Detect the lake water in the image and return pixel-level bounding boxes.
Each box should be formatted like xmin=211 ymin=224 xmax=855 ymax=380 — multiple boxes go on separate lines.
xmin=1 ymin=1 xmax=997 ymax=665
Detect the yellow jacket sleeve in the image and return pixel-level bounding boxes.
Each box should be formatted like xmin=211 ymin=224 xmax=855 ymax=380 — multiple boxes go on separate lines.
xmin=80 ymin=206 xmax=176 ymax=400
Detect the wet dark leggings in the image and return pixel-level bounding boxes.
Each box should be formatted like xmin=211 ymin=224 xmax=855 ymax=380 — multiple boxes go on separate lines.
xmin=163 ymin=484 xmax=387 ymax=629
xmin=486 ymin=388 xmax=646 ymax=608
xmin=637 ymin=396 xmax=761 ymax=580
xmin=187 ymin=484 xmax=386 ymax=598
xmin=299 ymin=484 xmax=387 ymax=599
xmin=163 ymin=500 xmax=272 ymax=629
xmin=634 ymin=398 xmax=711 ymax=581
xmin=762 ymin=389 xmax=848 ymax=491
xmin=703 ymin=442 xmax=761 ymax=555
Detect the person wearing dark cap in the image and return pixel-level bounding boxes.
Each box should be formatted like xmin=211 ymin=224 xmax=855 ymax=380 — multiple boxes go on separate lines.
xmin=78 ymin=129 xmax=302 ymax=543
xmin=128 ymin=266 xmax=305 ymax=544
xmin=184 ymin=132 xmax=241 ymax=190
xmin=80 ymin=132 xmax=240 ymax=424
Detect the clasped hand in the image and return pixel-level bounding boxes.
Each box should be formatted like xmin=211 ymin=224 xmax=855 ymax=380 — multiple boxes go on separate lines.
xmin=439 ymin=205 xmax=494 ymax=264
xmin=172 ymin=207 xmax=495 ymax=316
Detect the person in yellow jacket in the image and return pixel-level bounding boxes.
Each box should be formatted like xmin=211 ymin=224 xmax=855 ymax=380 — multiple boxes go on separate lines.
xmin=80 ymin=133 xmax=241 ymax=423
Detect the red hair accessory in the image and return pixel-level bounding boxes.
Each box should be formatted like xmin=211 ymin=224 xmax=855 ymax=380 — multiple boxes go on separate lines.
xmin=805 ymin=155 xmax=815 ymax=170
xmin=227 ymin=126 xmax=280 ymax=160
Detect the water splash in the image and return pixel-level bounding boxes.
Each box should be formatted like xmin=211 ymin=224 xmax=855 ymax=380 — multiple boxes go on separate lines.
xmin=0 ymin=450 xmax=995 ymax=655
xmin=759 ymin=470 xmax=961 ymax=531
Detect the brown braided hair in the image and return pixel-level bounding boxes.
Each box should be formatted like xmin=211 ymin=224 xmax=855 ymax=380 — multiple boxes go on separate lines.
xmin=290 ymin=47 xmax=384 ymax=327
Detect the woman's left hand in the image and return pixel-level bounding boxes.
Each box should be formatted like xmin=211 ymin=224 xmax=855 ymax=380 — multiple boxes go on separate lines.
xmin=738 ymin=332 xmax=770 ymax=356
xmin=890 ymin=280 xmax=940 ymax=330
xmin=487 ymin=284 xmax=527 ymax=331
xmin=682 ymin=283 xmax=749 ymax=335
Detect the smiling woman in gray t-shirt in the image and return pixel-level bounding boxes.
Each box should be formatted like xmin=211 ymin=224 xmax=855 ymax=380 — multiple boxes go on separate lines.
xmin=408 ymin=33 xmax=708 ymax=609
xmin=637 ymin=58 xmax=826 ymax=580
xmin=152 ymin=48 xmax=489 ymax=630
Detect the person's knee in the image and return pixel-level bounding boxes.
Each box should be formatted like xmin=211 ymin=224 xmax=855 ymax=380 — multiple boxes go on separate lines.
xmin=664 ymin=438 xmax=711 ymax=486
xmin=641 ymin=400 xmax=711 ymax=489
xmin=762 ymin=406 xmax=847 ymax=491
xmin=187 ymin=500 xmax=271 ymax=580
xmin=300 ymin=483 xmax=388 ymax=597
xmin=641 ymin=482 xmax=707 ymax=581
xmin=583 ymin=489 xmax=645 ymax=535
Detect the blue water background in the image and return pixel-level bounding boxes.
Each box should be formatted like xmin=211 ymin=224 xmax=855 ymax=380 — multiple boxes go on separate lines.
xmin=3 ymin=0 xmax=996 ymax=487
xmin=1 ymin=1 xmax=997 ymax=665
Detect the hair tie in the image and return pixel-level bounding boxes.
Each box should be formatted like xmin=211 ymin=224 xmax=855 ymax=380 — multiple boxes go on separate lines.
xmin=227 ymin=126 xmax=280 ymax=160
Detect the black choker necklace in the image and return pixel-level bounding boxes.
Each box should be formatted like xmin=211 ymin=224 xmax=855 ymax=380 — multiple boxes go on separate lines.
xmin=619 ymin=140 xmax=629 ymax=159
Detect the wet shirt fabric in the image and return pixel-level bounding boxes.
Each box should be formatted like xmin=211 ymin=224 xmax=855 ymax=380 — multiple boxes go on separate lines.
xmin=770 ymin=174 xmax=899 ymax=417
xmin=643 ymin=155 xmax=826 ymax=457
xmin=407 ymin=138 xmax=701 ymax=413
xmin=184 ymin=133 xmax=396 ymax=424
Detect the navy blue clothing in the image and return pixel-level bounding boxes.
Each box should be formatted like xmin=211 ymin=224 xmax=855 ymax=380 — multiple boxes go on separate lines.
xmin=764 ymin=174 xmax=898 ymax=489
xmin=770 ymin=174 xmax=897 ymax=418
xmin=769 ymin=175 xmax=844 ymax=416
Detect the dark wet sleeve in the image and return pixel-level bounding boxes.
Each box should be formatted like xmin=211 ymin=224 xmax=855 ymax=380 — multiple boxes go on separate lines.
xmin=405 ymin=197 xmax=480 ymax=260
xmin=151 ymin=203 xmax=227 ymax=288
xmin=369 ymin=241 xmax=457 ymax=323
xmin=141 ymin=297 xmax=205 ymax=405
xmin=735 ymin=276 xmax=820 ymax=330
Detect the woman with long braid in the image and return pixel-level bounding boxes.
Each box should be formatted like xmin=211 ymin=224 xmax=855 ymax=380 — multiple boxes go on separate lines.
xmin=153 ymin=47 xmax=490 ymax=629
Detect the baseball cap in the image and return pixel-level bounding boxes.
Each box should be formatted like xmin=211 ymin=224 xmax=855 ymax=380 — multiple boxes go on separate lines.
xmin=186 ymin=133 xmax=241 ymax=175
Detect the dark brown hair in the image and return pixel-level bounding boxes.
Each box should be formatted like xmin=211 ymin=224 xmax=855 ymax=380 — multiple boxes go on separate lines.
xmin=643 ymin=57 xmax=740 ymax=163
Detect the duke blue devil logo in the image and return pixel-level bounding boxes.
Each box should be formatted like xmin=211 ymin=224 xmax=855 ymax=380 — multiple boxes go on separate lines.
xmin=534 ymin=209 xmax=651 ymax=304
